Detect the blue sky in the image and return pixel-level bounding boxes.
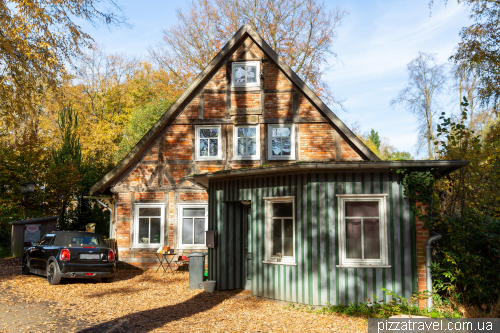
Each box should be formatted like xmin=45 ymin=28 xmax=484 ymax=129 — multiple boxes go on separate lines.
xmin=79 ymin=0 xmax=471 ymax=157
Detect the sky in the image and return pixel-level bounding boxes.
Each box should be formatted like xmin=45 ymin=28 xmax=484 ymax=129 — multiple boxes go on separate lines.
xmin=78 ymin=0 xmax=471 ymax=157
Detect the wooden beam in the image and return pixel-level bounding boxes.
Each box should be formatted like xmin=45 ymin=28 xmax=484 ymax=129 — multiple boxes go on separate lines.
xmin=334 ymin=130 xmax=342 ymax=162
xmin=198 ymin=93 xmax=204 ymax=119
xmin=225 ymin=62 xmax=231 ymax=119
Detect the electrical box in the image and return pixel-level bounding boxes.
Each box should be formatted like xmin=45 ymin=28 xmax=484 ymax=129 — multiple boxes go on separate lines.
xmin=206 ymin=230 xmax=217 ymax=248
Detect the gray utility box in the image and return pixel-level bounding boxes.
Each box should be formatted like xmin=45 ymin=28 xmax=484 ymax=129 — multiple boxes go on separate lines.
xmin=188 ymin=252 xmax=206 ymax=290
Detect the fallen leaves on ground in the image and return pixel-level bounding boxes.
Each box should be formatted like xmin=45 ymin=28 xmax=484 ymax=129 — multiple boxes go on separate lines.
xmin=0 ymin=258 xmax=368 ymax=332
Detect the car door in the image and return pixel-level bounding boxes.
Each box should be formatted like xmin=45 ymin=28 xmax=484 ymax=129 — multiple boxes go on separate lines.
xmin=29 ymin=234 xmax=54 ymax=270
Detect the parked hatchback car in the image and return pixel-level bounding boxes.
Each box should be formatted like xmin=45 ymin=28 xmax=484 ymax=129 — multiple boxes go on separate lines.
xmin=22 ymin=231 xmax=116 ymax=285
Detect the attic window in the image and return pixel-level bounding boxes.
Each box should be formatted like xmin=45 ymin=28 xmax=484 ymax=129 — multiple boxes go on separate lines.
xmin=232 ymin=61 xmax=260 ymax=87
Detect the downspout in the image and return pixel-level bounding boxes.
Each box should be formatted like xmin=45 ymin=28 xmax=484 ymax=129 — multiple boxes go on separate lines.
xmin=426 ymin=234 xmax=442 ymax=309
xmin=96 ymin=199 xmax=113 ymax=238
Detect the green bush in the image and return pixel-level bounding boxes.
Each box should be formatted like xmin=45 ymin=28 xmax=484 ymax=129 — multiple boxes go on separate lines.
xmin=432 ymin=210 xmax=500 ymax=305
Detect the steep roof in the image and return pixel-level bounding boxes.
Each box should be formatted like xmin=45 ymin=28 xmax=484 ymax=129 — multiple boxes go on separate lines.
xmin=91 ymin=25 xmax=380 ymax=194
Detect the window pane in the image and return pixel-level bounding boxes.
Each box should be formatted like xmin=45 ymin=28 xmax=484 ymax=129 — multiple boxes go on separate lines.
xmin=139 ymin=208 xmax=161 ymax=216
xmin=139 ymin=218 xmax=149 ymax=243
xmin=272 ymin=202 xmax=293 ymax=217
xmin=150 ymin=218 xmax=161 ymax=244
xmin=238 ymin=138 xmax=247 ymax=156
xmin=272 ymin=219 xmax=282 ymax=256
xmin=182 ymin=218 xmax=193 ymax=244
xmin=209 ymin=139 xmax=218 ymax=156
xmin=271 ymin=137 xmax=282 ymax=156
xmin=345 ymin=201 xmax=379 ymax=217
xmin=247 ymin=138 xmax=256 ymax=155
xmin=284 ymin=219 xmax=293 ymax=257
xmin=234 ymin=66 xmax=246 ymax=84
xmin=200 ymin=128 xmax=218 ymax=138
xmin=346 ymin=219 xmax=362 ymax=259
xmin=238 ymin=127 xmax=256 ymax=138
xmin=282 ymin=137 xmax=291 ymax=155
xmin=364 ymin=219 xmax=380 ymax=259
xmin=246 ymin=66 xmax=257 ymax=83
xmin=200 ymin=139 xmax=208 ymax=156
xmin=194 ymin=218 xmax=205 ymax=244
xmin=183 ymin=208 xmax=205 ymax=217
xmin=272 ymin=127 xmax=290 ymax=137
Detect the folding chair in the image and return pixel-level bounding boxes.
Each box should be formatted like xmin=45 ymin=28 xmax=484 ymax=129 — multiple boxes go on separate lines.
xmin=174 ymin=251 xmax=190 ymax=273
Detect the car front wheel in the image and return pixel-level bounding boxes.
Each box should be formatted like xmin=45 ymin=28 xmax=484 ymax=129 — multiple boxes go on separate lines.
xmin=21 ymin=256 xmax=30 ymax=275
xmin=47 ymin=262 xmax=62 ymax=285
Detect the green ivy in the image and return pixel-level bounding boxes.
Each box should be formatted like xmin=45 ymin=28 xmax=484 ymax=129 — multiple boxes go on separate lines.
xmin=396 ymin=168 xmax=437 ymax=230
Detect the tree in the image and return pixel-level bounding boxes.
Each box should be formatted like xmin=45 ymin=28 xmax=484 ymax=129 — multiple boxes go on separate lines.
xmin=150 ymin=0 xmax=348 ymax=108
xmin=368 ymin=129 xmax=381 ymax=151
xmin=390 ymin=52 xmax=447 ymax=159
xmin=437 ymin=0 xmax=500 ymax=110
xmin=0 ymin=0 xmax=128 ymax=129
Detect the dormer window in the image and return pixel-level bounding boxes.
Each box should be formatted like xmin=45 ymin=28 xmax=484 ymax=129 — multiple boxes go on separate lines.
xmin=232 ymin=61 xmax=260 ymax=87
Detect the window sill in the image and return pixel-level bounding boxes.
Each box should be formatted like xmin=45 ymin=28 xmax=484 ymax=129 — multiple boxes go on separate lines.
xmin=336 ymin=265 xmax=391 ymax=268
xmin=263 ymin=261 xmax=297 ymax=266
xmin=231 ymin=86 xmax=261 ymax=92
xmin=195 ymin=158 xmax=222 ymax=162
xmin=268 ymin=157 xmax=296 ymax=161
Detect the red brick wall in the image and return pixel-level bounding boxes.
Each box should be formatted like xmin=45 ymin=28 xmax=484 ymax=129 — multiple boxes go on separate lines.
xmin=232 ymin=92 xmax=260 ymax=109
xmin=300 ymin=124 xmax=336 ymax=160
xmin=204 ymin=94 xmax=225 ymax=118
xmin=204 ymin=66 xmax=226 ymax=89
xmin=299 ymin=95 xmax=323 ymax=118
xmin=165 ymin=125 xmax=192 ymax=160
xmin=178 ymin=97 xmax=199 ymax=119
xmin=122 ymin=165 xmax=155 ymax=186
xmin=264 ymin=63 xmax=293 ymax=90
xmin=264 ymin=92 xmax=293 ymax=118
xmin=341 ymin=139 xmax=362 ymax=160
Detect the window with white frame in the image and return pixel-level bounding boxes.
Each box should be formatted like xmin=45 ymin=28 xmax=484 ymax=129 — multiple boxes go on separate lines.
xmin=232 ymin=61 xmax=260 ymax=87
xmin=268 ymin=124 xmax=295 ymax=160
xmin=135 ymin=205 xmax=164 ymax=247
xmin=195 ymin=126 xmax=221 ymax=160
xmin=264 ymin=197 xmax=295 ymax=263
xmin=178 ymin=204 xmax=208 ymax=249
xmin=233 ymin=125 xmax=260 ymax=160
xmin=337 ymin=194 xmax=389 ymax=267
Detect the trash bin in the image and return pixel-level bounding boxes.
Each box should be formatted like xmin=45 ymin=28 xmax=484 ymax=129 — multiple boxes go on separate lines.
xmin=187 ymin=252 xmax=206 ymax=290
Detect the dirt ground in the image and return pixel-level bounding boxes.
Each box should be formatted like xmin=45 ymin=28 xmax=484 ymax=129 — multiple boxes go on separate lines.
xmin=0 ymin=258 xmax=368 ymax=332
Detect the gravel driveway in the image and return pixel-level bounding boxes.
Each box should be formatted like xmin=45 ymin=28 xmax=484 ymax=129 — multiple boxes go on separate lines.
xmin=0 ymin=258 xmax=368 ymax=332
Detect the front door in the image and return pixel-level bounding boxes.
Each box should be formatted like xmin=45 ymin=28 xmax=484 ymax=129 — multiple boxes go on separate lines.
xmin=242 ymin=204 xmax=252 ymax=290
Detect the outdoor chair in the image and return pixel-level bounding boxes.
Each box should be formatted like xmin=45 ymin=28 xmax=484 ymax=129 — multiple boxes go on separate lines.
xmin=174 ymin=251 xmax=189 ymax=273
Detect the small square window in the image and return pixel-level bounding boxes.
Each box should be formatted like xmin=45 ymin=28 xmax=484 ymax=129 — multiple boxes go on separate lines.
xmin=268 ymin=124 xmax=295 ymax=160
xmin=233 ymin=125 xmax=260 ymax=160
xmin=134 ymin=204 xmax=164 ymax=248
xmin=196 ymin=126 xmax=221 ymax=160
xmin=232 ymin=61 xmax=260 ymax=87
xmin=178 ymin=204 xmax=208 ymax=249
xmin=337 ymin=195 xmax=389 ymax=267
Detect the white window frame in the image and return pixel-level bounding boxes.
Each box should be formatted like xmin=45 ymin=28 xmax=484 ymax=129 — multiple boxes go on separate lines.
xmin=233 ymin=125 xmax=260 ymax=160
xmin=134 ymin=203 xmax=165 ymax=248
xmin=264 ymin=197 xmax=296 ymax=265
xmin=268 ymin=124 xmax=295 ymax=160
xmin=232 ymin=61 xmax=260 ymax=87
xmin=177 ymin=203 xmax=209 ymax=250
xmin=337 ymin=194 xmax=390 ymax=267
xmin=195 ymin=125 xmax=222 ymax=161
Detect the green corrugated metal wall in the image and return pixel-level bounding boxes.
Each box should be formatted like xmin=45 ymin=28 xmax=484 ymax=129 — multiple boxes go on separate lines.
xmin=207 ymin=172 xmax=418 ymax=306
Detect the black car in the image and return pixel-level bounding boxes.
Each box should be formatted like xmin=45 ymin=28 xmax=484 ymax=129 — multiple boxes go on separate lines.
xmin=22 ymin=231 xmax=116 ymax=285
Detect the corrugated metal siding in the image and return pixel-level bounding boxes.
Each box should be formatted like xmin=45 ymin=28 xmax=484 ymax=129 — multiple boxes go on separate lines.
xmin=208 ymin=172 xmax=418 ymax=306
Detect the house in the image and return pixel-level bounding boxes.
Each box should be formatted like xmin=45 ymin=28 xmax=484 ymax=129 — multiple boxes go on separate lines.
xmin=90 ymin=25 xmax=467 ymax=307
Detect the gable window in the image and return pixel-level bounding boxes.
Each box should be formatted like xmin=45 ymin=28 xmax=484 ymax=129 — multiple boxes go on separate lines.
xmin=264 ymin=197 xmax=295 ymax=264
xmin=268 ymin=124 xmax=295 ymax=160
xmin=178 ymin=204 xmax=208 ymax=249
xmin=233 ymin=125 xmax=260 ymax=160
xmin=232 ymin=61 xmax=260 ymax=87
xmin=195 ymin=126 xmax=221 ymax=160
xmin=337 ymin=194 xmax=389 ymax=267
xmin=135 ymin=204 xmax=164 ymax=248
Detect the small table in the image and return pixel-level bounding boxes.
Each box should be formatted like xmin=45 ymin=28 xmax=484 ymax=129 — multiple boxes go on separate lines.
xmin=155 ymin=253 xmax=177 ymax=275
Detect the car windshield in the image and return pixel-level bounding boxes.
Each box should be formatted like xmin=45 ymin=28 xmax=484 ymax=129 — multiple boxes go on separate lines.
xmin=38 ymin=234 xmax=55 ymax=246
xmin=70 ymin=236 xmax=102 ymax=246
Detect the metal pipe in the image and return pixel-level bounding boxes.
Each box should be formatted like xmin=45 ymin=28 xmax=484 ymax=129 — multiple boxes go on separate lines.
xmin=426 ymin=234 xmax=442 ymax=309
xmin=96 ymin=199 xmax=113 ymax=238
